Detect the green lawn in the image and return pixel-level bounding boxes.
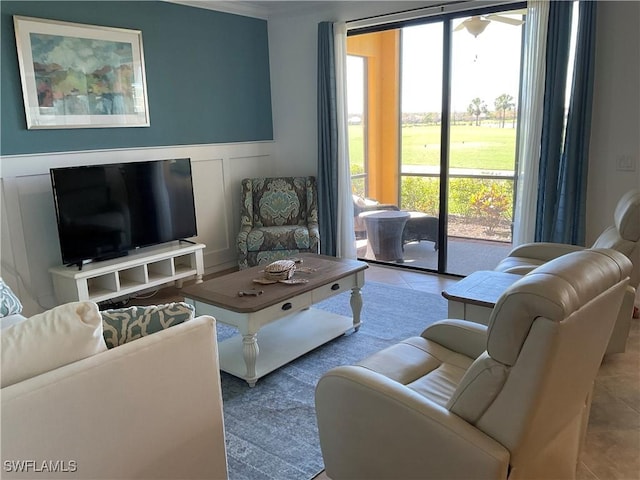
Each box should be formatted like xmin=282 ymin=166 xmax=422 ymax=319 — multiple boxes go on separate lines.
xmin=349 ymin=124 xmax=517 ymax=171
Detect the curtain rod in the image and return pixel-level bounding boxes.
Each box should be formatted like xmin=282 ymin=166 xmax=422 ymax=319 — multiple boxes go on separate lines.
xmin=346 ymin=0 xmax=519 ymax=30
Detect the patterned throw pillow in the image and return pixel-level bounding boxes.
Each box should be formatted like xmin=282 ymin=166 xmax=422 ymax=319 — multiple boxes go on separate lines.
xmin=101 ymin=302 xmax=195 ymax=349
xmin=0 ymin=278 xmax=23 ymax=318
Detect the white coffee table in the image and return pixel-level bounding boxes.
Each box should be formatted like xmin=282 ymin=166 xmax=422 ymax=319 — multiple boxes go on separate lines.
xmin=182 ymin=254 xmax=368 ymax=386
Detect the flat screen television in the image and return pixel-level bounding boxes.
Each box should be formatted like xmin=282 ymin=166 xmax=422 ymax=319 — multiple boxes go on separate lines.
xmin=50 ymin=158 xmax=198 ymax=267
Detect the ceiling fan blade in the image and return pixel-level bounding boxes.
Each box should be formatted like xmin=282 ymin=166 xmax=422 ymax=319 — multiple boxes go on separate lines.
xmin=486 ymin=14 xmax=525 ymax=26
xmin=454 ymin=21 xmax=466 ymax=32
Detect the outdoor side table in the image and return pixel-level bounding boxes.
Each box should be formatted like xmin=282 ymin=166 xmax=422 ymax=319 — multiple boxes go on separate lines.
xmin=360 ymin=210 xmax=411 ymax=262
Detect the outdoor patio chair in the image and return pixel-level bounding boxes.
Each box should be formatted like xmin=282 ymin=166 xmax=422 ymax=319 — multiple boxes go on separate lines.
xmin=402 ymin=211 xmax=439 ymax=250
xmin=352 ymin=195 xmax=399 ymax=239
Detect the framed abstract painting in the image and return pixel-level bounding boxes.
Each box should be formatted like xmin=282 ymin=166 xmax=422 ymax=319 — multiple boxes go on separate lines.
xmin=13 ymin=16 xmax=150 ymax=129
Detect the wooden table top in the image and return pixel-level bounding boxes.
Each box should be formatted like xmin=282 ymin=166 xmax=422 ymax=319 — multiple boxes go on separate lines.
xmin=441 ymin=270 xmax=522 ymax=308
xmin=182 ymin=253 xmax=368 ymax=313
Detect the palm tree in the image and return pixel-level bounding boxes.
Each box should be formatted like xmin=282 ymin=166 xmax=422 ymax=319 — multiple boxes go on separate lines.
xmin=467 ymin=97 xmax=487 ymax=126
xmin=494 ymin=93 xmax=515 ymax=128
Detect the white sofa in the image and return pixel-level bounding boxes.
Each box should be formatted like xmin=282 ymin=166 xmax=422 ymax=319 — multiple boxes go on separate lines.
xmin=1 ymin=301 xmax=228 ymax=479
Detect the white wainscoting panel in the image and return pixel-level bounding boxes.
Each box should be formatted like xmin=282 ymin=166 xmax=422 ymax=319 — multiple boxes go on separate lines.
xmin=0 ymin=141 xmax=275 ymax=315
xmin=191 ymin=157 xmax=230 ymax=267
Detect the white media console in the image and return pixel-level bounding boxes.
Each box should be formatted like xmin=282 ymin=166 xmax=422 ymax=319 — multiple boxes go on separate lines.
xmin=49 ymin=242 xmax=205 ymax=304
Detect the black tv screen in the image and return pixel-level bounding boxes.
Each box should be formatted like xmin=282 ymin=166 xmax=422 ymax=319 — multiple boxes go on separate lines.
xmin=51 ymin=158 xmax=198 ymax=266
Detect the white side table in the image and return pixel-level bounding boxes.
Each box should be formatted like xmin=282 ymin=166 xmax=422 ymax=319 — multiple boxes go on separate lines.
xmin=442 ymin=270 xmax=522 ymax=325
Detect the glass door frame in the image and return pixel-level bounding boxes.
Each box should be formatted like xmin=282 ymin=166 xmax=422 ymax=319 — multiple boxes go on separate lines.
xmin=348 ymin=1 xmax=526 ymax=274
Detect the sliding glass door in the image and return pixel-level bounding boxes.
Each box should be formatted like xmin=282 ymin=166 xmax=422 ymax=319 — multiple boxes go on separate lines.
xmin=347 ymin=55 xmax=368 ymax=198
xmin=399 ymin=23 xmax=443 ymax=271
xmin=446 ymin=9 xmax=524 ymax=275
xmin=347 ymin=4 xmax=525 ymax=275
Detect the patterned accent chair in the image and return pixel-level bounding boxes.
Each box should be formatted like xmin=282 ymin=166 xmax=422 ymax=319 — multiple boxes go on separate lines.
xmin=237 ymin=177 xmax=320 ymax=269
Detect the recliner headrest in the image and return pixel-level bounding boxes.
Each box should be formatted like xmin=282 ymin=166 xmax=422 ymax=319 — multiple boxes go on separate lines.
xmin=487 ymin=249 xmax=632 ymax=366
xmin=614 ymin=189 xmax=640 ymax=242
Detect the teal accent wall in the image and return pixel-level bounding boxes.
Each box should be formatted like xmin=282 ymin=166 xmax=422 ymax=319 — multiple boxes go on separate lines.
xmin=0 ymin=1 xmax=273 ymax=155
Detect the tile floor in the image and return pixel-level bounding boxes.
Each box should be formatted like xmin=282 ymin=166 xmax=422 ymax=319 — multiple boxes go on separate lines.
xmin=359 ymin=236 xmax=514 ymax=276
xmin=314 ymin=263 xmax=640 ymax=480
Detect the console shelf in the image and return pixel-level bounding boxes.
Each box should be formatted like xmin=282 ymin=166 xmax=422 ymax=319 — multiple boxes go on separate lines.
xmin=49 ymin=242 xmax=205 ymax=304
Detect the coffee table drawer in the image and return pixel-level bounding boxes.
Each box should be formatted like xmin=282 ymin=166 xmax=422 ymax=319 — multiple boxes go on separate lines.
xmin=312 ymin=274 xmax=358 ymax=303
xmin=253 ymin=291 xmax=313 ymax=326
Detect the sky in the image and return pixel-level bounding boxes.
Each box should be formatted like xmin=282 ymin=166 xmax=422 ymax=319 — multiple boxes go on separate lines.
xmin=347 ymin=13 xmax=525 ymax=115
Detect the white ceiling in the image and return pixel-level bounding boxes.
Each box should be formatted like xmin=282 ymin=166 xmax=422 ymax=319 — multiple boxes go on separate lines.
xmin=168 ymin=0 xmax=340 ymax=19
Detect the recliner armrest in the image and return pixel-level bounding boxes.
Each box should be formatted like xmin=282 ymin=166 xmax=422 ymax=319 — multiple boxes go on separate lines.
xmin=315 ymin=365 xmax=509 ymax=479
xmin=421 ymin=319 xmax=488 ymax=359
xmin=606 ymin=284 xmax=636 ymax=354
xmin=507 ymin=242 xmax=585 ymax=261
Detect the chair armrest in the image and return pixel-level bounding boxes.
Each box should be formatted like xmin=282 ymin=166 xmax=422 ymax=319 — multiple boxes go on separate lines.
xmin=356 ymin=203 xmax=400 ymax=215
xmin=316 ymin=365 xmax=509 ymax=479
xmin=307 ymin=221 xmax=320 ymax=251
xmin=606 ymin=284 xmax=636 ymax=354
xmin=307 ymin=221 xmax=320 ymax=236
xmin=507 ymin=242 xmax=585 ymax=261
xmin=236 ymin=225 xmax=252 ymax=253
xmin=237 ymin=224 xmax=252 ymax=235
xmin=421 ymin=319 xmax=488 ymax=359
xmin=369 ymin=203 xmax=399 ymax=211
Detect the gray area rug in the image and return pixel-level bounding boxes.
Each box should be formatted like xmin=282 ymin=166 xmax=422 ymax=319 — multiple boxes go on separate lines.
xmin=217 ymin=281 xmax=447 ymax=480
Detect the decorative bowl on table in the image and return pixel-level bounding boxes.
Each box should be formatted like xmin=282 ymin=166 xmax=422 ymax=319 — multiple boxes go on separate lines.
xmin=263 ymin=260 xmax=296 ymax=281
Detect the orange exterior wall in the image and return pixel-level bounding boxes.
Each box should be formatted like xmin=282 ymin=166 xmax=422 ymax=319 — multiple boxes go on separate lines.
xmin=347 ymin=30 xmax=400 ymax=206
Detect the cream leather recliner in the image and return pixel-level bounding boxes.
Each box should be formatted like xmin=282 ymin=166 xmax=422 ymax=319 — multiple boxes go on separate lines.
xmin=495 ymin=188 xmax=640 ymax=353
xmin=495 ymin=189 xmax=639 ymax=285
xmin=316 ymin=249 xmax=632 ymax=480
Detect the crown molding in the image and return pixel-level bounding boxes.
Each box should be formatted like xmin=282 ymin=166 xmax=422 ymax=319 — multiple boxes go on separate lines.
xmin=166 ymin=1 xmax=270 ymax=19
